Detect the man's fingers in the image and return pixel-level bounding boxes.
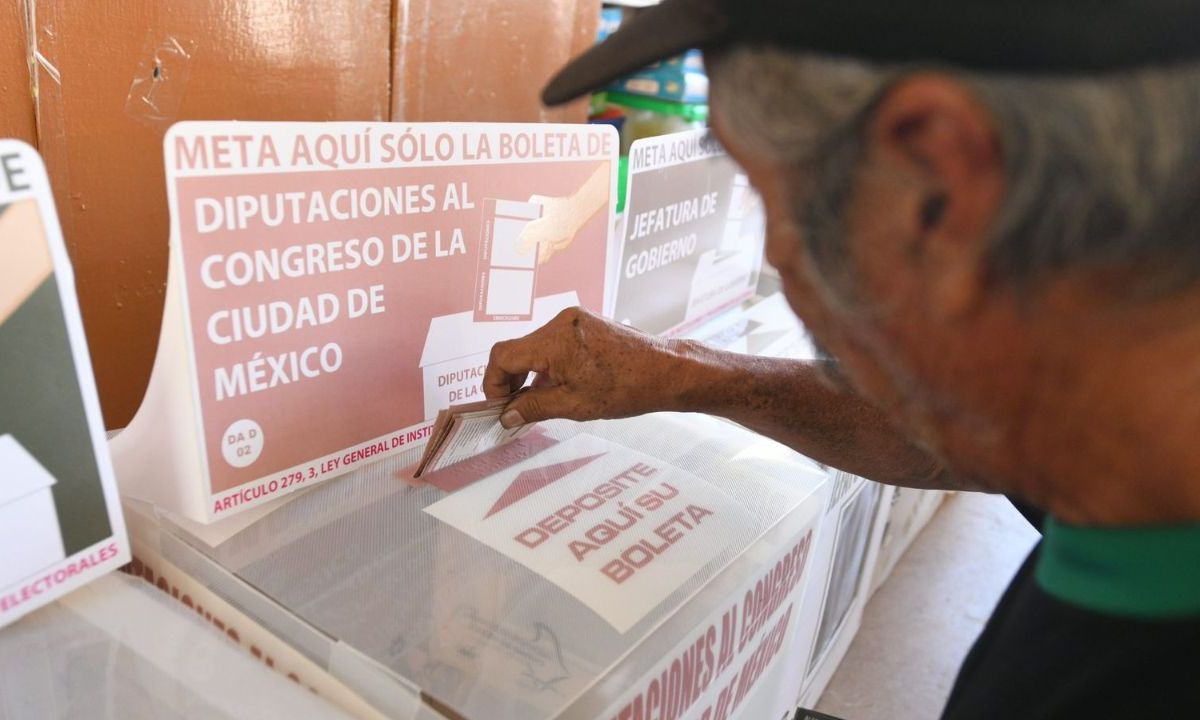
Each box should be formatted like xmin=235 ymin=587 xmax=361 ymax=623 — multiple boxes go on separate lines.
xmin=484 ymin=336 xmax=550 ymax=399
xmin=500 ymin=385 xmax=583 ymax=428
xmin=508 ymin=371 xmax=530 ymax=395
xmin=483 ymin=339 xmax=531 ymax=398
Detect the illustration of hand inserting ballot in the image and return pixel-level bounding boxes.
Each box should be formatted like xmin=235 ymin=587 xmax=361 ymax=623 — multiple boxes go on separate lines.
xmin=474 ymin=162 xmax=611 ymax=323
xmin=516 ymin=161 xmax=611 ymax=266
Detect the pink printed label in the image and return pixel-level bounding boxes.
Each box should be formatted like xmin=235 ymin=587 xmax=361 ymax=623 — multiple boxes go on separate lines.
xmin=424 ymin=434 xmax=754 ymax=633
xmin=164 ymin=123 xmax=616 ymax=515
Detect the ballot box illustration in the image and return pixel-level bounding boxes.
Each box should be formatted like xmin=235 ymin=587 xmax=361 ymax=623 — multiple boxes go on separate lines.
xmin=0 ymin=434 xmax=66 ymax=588
xmin=420 ymin=291 xmax=579 ymax=420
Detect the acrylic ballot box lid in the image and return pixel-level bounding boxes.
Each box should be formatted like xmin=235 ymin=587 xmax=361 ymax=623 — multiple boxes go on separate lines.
xmin=127 ymin=412 xmax=831 ymax=720
xmin=0 ymin=572 xmax=349 ymax=720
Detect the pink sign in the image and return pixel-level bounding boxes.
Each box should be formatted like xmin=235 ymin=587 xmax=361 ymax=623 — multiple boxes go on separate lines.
xmin=119 ymin=123 xmax=616 ymax=522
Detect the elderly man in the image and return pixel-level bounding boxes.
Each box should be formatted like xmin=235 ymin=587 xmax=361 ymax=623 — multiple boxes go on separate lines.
xmin=483 ymin=0 xmax=1200 ymax=717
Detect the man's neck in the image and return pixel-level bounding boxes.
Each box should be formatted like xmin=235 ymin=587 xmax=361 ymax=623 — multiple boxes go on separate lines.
xmin=1020 ymin=284 xmax=1200 ymax=525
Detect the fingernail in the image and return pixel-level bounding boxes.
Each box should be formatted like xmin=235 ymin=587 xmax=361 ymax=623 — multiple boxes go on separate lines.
xmin=501 ymin=409 xmax=525 ymax=429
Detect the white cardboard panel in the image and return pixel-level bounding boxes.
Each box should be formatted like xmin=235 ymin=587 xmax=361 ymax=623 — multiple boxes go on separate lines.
xmin=113 ymin=122 xmax=618 ymax=524
xmin=0 ymin=140 xmax=130 ymax=628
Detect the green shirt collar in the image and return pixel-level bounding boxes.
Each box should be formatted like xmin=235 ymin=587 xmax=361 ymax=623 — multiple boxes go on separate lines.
xmin=1036 ymin=516 xmax=1200 ymax=619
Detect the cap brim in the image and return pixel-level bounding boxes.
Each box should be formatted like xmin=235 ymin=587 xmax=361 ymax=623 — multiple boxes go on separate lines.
xmin=542 ymin=0 xmax=727 ymax=107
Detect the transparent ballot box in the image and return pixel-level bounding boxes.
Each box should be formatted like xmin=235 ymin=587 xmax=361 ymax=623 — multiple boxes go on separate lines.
xmin=126 ymin=413 xmax=833 ymax=720
xmin=0 ymin=572 xmax=349 ymax=720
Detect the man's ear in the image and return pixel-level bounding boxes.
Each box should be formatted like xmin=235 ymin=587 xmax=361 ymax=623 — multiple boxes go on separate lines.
xmin=868 ymin=74 xmax=1006 ymax=319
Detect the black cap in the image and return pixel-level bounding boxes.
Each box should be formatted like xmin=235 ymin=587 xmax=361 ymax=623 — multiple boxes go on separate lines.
xmin=543 ymin=0 xmax=1200 ymax=106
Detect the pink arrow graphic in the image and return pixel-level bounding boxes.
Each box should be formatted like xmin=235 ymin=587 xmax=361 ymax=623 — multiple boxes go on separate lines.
xmin=485 ymin=452 xmax=607 ymax=519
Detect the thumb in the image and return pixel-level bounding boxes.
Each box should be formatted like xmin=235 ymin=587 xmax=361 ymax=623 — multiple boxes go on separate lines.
xmin=501 ymin=386 xmax=576 ymax=428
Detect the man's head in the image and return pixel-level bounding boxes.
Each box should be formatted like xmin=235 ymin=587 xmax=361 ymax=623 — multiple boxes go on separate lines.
xmin=705 ymin=51 xmax=1200 ymax=502
xmin=544 ymin=0 xmax=1200 ymax=515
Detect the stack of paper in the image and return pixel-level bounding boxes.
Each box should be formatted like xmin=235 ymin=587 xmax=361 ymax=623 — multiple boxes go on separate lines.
xmin=414 ymin=398 xmax=530 ymax=478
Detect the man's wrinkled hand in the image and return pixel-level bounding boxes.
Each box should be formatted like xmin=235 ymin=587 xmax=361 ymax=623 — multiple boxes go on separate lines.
xmin=483 ymin=307 xmax=687 ymax=429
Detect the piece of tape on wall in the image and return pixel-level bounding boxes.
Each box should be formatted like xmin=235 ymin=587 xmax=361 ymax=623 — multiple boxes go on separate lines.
xmin=125 ymin=36 xmax=195 ymax=131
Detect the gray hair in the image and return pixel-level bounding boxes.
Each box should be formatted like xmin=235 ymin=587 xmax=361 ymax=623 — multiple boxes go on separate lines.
xmin=708 ymin=47 xmax=1200 ymax=300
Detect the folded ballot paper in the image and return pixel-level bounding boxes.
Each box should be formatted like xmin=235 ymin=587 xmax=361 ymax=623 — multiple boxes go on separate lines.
xmin=414 ymin=397 xmax=532 ymax=479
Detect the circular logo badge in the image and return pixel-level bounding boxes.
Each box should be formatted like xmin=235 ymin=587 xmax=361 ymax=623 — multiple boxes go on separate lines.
xmin=221 ymin=419 xmax=264 ymax=468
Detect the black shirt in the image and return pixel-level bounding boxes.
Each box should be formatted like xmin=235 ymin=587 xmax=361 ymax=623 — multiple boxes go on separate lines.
xmin=942 ymin=501 xmax=1200 ymax=719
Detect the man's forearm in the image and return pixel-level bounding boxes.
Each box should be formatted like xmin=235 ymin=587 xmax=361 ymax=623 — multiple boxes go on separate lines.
xmin=486 ymin=307 xmax=980 ymax=491
xmin=666 ymin=339 xmax=978 ymax=491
